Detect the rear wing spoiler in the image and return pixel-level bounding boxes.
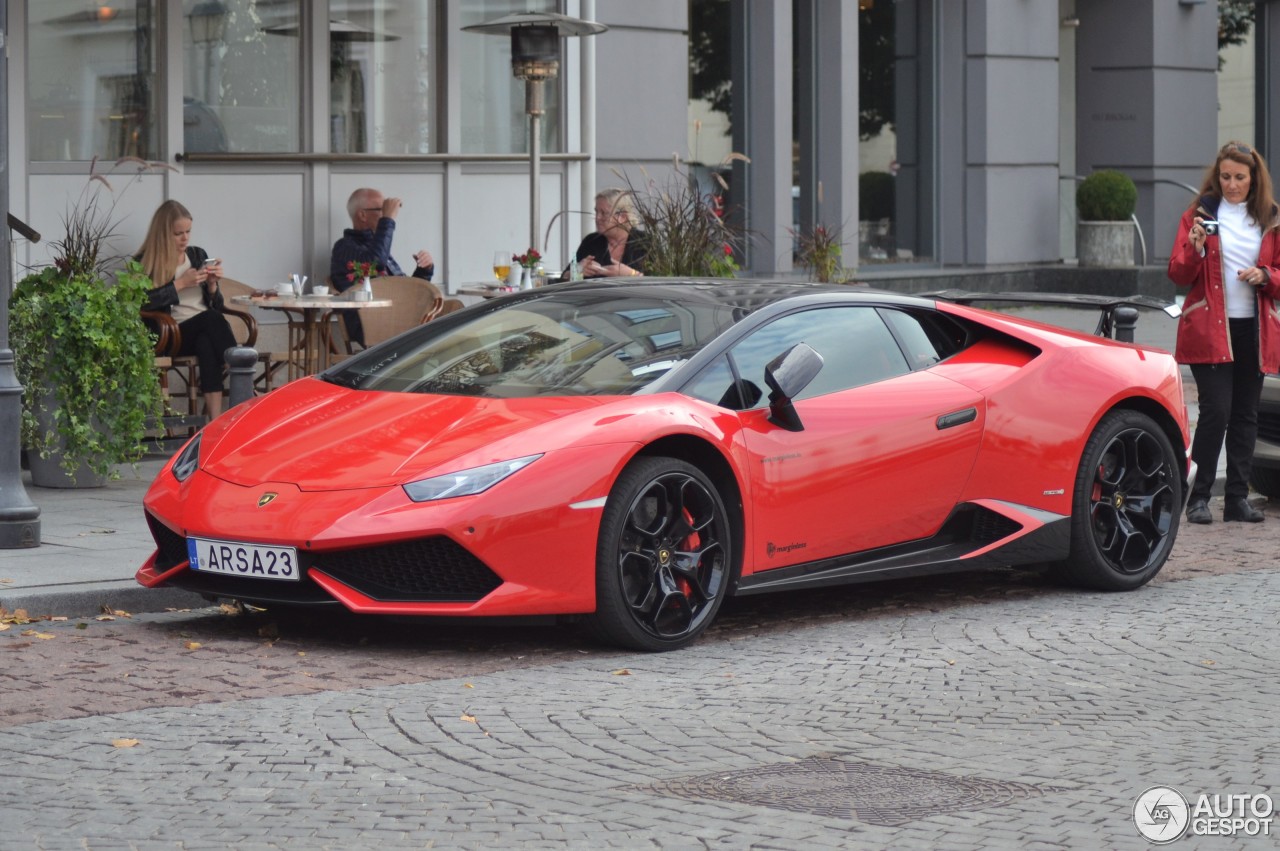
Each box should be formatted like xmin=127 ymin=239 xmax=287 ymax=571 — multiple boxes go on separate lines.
xmin=922 ymin=290 xmax=1180 ymax=342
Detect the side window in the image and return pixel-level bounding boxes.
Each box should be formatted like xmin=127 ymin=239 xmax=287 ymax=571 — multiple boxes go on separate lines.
xmin=684 ymin=356 xmax=763 ymax=409
xmin=879 ymin=308 xmax=969 ymax=369
xmin=729 ymin=307 xmax=910 ymax=406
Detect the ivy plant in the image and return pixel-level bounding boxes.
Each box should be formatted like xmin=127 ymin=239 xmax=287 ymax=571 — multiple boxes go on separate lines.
xmin=9 ymin=158 xmax=170 ymax=480
xmin=10 ymin=261 xmax=164 ymax=479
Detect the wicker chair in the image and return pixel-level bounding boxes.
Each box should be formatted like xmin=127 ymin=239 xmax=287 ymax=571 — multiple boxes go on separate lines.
xmin=332 ymin=276 xmax=445 ymax=352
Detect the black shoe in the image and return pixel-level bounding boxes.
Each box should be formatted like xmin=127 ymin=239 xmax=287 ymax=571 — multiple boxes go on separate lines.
xmin=1186 ymin=499 xmax=1213 ymax=525
xmin=1223 ymin=498 xmax=1264 ymax=523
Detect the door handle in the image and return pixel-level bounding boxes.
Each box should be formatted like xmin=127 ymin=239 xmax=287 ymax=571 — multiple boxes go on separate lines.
xmin=936 ymin=408 xmax=978 ymax=430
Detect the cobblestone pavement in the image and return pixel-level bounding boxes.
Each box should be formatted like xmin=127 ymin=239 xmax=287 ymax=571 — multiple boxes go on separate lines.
xmin=0 ymin=517 xmax=1277 ymax=849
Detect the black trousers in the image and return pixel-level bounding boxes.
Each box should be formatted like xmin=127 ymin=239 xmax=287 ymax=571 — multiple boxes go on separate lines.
xmin=178 ymin=309 xmax=237 ymax=393
xmin=1189 ymin=317 xmax=1264 ymax=501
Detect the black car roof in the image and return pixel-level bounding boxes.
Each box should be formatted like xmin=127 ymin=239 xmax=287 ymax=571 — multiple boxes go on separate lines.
xmin=539 ymin=277 xmax=937 ymax=312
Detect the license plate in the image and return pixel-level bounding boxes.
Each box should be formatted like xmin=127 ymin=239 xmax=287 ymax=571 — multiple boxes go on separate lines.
xmin=187 ymin=537 xmax=301 ymax=582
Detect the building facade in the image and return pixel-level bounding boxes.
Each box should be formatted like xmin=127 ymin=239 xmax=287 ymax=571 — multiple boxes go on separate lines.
xmin=5 ymin=0 xmax=1280 ymax=292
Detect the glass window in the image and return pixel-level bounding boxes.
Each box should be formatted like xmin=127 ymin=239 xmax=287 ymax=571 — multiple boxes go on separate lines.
xmin=728 ymin=307 xmax=910 ymax=407
xmin=879 ymin=307 xmax=968 ymax=370
xmin=28 ymin=1 xmax=158 ymax=161
xmin=326 ymin=292 xmax=742 ymax=397
xmin=183 ymin=0 xmax=302 ymax=153
xmin=458 ymin=0 xmax=561 ymax=153
xmin=328 ymin=1 xmax=438 ymax=153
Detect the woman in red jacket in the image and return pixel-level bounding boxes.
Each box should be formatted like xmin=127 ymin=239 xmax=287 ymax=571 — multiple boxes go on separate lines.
xmin=1168 ymin=141 xmax=1280 ymax=524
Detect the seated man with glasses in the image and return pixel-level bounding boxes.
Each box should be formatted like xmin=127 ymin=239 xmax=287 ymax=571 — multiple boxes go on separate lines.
xmin=329 ymin=187 xmax=436 ymax=348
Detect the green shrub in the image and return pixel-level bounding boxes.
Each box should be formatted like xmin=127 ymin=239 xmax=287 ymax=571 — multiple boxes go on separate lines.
xmin=859 ymin=171 xmax=895 ymax=221
xmin=1076 ymin=170 xmax=1137 ymax=221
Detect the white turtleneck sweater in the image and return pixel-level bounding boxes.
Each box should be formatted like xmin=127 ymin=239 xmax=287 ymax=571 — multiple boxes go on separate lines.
xmin=1218 ymin=199 xmax=1262 ymax=319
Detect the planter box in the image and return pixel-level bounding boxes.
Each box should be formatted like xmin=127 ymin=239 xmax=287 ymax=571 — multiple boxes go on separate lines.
xmin=1078 ymin=221 xmax=1134 ymax=268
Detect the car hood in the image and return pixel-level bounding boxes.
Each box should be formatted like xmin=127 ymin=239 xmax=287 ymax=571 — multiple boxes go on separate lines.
xmin=200 ymin=378 xmax=626 ymax=490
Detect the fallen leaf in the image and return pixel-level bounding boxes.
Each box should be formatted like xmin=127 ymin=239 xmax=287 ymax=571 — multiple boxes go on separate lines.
xmin=0 ymin=623 xmax=9 ymax=632
xmin=464 ymin=683 xmax=474 ymax=689
xmin=183 ymin=641 xmax=202 ymax=650
xmin=1 ymin=609 xmax=32 ymax=625
xmin=297 ymin=651 xmax=306 ymax=657
xmin=96 ymin=615 xmax=116 ymax=622
xmin=0 ymin=578 xmax=13 ymax=585
xmin=75 ymin=623 xmax=88 ymax=630
xmin=1201 ymin=659 xmax=1216 ymax=666
xmin=461 ymin=713 xmax=477 ymax=724
xmin=947 ymin=660 xmax=956 ymax=665
xmin=50 ymin=616 xmax=68 ymax=622
xmin=111 ymin=738 xmax=140 ymax=748
xmin=611 ymin=668 xmax=631 ymax=676
xmin=21 ymin=630 xmax=54 ymax=640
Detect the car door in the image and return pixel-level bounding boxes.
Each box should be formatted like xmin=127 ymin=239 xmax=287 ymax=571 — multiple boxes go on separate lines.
xmin=690 ymin=305 xmax=986 ymax=571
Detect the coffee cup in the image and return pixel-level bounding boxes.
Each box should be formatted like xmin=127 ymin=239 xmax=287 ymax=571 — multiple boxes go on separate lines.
xmin=311 ymin=285 xmax=330 ymax=297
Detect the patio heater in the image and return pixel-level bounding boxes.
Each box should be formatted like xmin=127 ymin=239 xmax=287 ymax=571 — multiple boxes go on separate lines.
xmin=462 ymin=12 xmax=607 ymax=252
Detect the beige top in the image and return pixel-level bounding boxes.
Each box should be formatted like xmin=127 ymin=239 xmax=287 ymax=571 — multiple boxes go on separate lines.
xmin=171 ymin=256 xmax=204 ymax=323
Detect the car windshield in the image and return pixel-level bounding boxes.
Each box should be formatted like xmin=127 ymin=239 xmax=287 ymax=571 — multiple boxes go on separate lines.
xmin=324 ymin=290 xmax=746 ymax=397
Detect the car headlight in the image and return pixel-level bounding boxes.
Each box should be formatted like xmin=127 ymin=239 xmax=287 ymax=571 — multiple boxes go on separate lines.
xmin=170 ymin=433 xmax=202 ymax=482
xmin=403 ymin=454 xmax=542 ymax=503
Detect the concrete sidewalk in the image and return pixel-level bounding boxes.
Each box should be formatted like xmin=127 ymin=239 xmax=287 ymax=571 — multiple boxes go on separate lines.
xmin=1 ymin=455 xmax=205 ymax=617
xmin=0 ymin=301 xmax=1221 ymax=619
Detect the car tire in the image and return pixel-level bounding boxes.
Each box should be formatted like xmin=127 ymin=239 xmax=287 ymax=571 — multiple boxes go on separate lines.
xmin=1249 ymin=465 xmax=1280 ymax=498
xmin=1055 ymin=409 xmax=1182 ymax=591
xmin=586 ymin=456 xmax=731 ymax=652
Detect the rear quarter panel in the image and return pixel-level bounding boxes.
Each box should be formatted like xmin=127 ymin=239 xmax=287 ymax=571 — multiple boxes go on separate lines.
xmin=932 ymin=333 xmax=1187 ymax=515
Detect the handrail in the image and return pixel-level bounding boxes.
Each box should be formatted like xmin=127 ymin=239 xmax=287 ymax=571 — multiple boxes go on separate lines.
xmin=1061 ymin=172 xmax=1200 ymax=266
xmin=6 ymin=213 xmax=40 ymax=243
xmin=177 ymin=151 xmax=592 ymax=165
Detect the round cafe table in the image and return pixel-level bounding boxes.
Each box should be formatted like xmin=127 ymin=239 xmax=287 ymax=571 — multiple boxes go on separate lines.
xmin=231 ymin=293 xmax=392 ymax=380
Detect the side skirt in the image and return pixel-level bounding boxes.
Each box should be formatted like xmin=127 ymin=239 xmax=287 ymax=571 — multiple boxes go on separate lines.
xmin=733 ymin=502 xmax=1071 ymax=596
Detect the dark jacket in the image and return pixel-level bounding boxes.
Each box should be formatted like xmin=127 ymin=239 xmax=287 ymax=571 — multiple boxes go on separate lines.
xmin=1168 ymin=194 xmax=1280 ymax=371
xmin=571 ymin=230 xmax=647 ymax=277
xmin=140 ymin=246 xmax=224 ymax=314
xmin=329 ymin=217 xmax=433 ymax=291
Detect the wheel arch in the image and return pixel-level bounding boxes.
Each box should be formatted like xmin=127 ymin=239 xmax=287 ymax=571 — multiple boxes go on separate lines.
xmin=1105 ymin=396 xmax=1189 ymax=469
xmin=635 ymin=434 xmax=747 ymax=589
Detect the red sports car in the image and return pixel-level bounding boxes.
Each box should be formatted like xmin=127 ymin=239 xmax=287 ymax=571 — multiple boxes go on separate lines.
xmin=137 ymin=280 xmax=1193 ymax=651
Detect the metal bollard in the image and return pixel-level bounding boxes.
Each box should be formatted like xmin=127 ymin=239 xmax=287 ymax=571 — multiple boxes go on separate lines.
xmin=226 ymin=346 xmax=259 ymax=408
xmin=1113 ymin=306 xmax=1138 ymax=343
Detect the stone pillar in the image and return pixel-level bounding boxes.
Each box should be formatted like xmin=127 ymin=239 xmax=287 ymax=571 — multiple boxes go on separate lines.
xmin=1076 ymin=0 xmax=1217 ymax=262
xmin=948 ymin=1 xmax=1061 ymax=266
xmin=796 ymin=1 xmax=858 ymax=265
xmin=733 ymin=0 xmax=793 ymax=275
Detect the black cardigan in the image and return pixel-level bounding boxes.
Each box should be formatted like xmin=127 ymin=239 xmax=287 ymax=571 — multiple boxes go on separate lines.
xmin=140 ymin=246 xmax=223 ymax=314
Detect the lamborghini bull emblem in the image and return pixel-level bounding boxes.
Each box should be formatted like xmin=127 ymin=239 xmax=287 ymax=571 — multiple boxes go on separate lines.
xmin=258 ymin=492 xmax=278 ymax=508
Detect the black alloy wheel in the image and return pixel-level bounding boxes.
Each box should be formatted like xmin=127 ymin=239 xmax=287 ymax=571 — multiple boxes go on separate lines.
xmin=588 ymin=456 xmax=731 ymax=651
xmin=1058 ymin=409 xmax=1182 ymax=590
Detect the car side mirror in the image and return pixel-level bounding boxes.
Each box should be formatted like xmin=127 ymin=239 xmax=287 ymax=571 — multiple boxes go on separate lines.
xmin=764 ymin=343 xmax=824 ymax=431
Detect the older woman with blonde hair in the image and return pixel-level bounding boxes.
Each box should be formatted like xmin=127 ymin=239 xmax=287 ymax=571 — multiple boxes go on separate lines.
xmin=138 ymin=199 xmax=236 ymax=418
xmin=570 ymin=187 xmax=646 ymax=278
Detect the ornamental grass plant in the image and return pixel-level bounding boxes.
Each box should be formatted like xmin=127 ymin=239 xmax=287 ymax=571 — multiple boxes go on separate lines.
xmin=623 ymin=153 xmax=749 ymax=278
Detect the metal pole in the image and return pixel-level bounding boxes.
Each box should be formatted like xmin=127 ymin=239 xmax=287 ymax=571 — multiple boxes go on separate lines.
xmin=528 ymin=78 xmax=543 ymax=252
xmin=0 ymin=5 xmax=42 ymax=548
